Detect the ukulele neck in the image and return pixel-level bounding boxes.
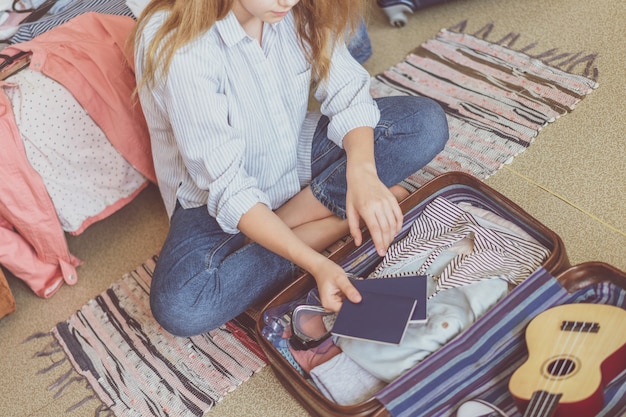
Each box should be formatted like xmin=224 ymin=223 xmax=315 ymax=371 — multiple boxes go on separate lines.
xmin=523 ymin=391 xmax=563 ymax=417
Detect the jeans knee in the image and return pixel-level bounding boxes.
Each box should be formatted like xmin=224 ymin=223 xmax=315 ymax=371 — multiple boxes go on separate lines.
xmin=150 ymin=292 xmax=193 ymax=337
xmin=394 ymin=97 xmax=448 ymax=164
xmin=373 ymin=96 xmax=450 ymax=183
xmin=378 ymin=95 xmax=449 ymax=150
xmin=420 ymin=97 xmax=449 ymax=152
xmin=150 ymin=288 xmax=223 ymax=337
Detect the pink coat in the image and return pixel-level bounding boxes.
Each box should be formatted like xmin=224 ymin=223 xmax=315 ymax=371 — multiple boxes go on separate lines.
xmin=0 ymin=13 xmax=155 ymax=297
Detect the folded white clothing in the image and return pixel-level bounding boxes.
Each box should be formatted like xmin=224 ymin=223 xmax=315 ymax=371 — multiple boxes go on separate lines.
xmin=4 ymin=68 xmax=147 ymax=233
xmin=309 ymin=352 xmax=387 ymax=406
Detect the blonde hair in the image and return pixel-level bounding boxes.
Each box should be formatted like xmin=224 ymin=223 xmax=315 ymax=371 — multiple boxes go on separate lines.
xmin=131 ymin=0 xmax=367 ymax=90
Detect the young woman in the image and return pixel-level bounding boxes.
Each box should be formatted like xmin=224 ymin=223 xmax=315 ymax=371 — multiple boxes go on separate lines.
xmin=132 ymin=0 xmax=449 ymax=337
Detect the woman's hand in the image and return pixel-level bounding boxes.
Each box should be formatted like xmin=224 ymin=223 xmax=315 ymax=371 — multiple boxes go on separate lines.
xmin=310 ymin=258 xmax=362 ymax=312
xmin=346 ymin=169 xmax=403 ymax=256
xmin=343 ymin=127 xmax=403 ymax=256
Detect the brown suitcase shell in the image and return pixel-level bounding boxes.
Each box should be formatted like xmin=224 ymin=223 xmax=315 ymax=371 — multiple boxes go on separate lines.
xmin=255 ymin=172 xmax=573 ymax=417
xmin=0 ymin=269 xmax=16 ymax=320
xmin=556 ymin=261 xmax=626 ymax=292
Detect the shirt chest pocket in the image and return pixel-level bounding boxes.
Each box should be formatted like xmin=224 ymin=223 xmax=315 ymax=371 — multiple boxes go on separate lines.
xmin=283 ymin=68 xmax=312 ymax=116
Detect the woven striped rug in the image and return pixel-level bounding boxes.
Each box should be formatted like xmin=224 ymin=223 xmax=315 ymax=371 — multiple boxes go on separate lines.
xmin=32 ymin=256 xmax=267 ymax=416
xmin=371 ymin=26 xmax=598 ymax=191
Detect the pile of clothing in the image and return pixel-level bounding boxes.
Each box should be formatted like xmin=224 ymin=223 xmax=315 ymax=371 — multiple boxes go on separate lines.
xmin=0 ymin=1 xmax=152 ymax=297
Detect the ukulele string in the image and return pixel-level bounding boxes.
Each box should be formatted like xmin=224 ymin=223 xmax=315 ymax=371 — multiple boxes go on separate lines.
xmin=549 ymin=317 xmax=593 ymax=388
xmin=534 ymin=314 xmax=594 ymax=417
xmin=539 ymin=317 xmax=586 ymax=417
xmin=526 ymin=313 xmax=571 ymax=416
xmin=525 ymin=317 xmax=570 ymax=417
xmin=531 ymin=391 xmax=560 ymax=417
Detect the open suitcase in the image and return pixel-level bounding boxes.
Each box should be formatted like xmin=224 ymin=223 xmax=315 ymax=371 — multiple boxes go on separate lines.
xmin=254 ymin=172 xmax=626 ymax=417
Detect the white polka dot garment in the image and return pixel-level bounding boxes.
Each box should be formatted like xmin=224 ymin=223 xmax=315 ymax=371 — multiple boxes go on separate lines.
xmin=5 ymin=68 xmax=147 ymax=233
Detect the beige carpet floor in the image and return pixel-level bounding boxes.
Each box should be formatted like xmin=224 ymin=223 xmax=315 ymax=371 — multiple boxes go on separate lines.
xmin=1 ymin=0 xmax=625 ymax=416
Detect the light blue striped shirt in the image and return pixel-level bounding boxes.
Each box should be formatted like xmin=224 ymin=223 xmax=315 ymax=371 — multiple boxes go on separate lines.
xmin=135 ymin=10 xmax=380 ymax=233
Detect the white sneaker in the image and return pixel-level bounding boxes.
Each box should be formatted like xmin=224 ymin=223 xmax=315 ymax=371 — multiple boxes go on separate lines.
xmin=456 ymin=399 xmax=509 ymax=417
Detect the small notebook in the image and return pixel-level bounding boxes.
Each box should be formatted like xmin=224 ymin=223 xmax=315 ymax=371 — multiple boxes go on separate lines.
xmin=352 ymin=275 xmax=427 ymax=322
xmin=331 ymin=275 xmax=428 ymax=345
xmin=331 ymin=290 xmax=416 ymax=345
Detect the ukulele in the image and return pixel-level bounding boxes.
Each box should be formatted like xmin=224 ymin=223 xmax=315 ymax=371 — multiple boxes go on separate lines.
xmin=509 ymin=303 xmax=626 ymax=417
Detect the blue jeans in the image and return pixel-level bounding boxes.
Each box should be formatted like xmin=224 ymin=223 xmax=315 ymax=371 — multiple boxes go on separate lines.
xmin=347 ymin=20 xmax=373 ymax=64
xmin=150 ymin=96 xmax=449 ymax=336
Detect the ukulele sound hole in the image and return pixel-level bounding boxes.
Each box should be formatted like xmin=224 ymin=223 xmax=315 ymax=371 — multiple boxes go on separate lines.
xmin=546 ymin=358 xmax=576 ymax=376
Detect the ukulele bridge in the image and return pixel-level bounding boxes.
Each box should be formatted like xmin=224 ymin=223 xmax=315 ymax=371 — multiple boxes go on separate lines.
xmin=560 ymin=320 xmax=599 ymax=333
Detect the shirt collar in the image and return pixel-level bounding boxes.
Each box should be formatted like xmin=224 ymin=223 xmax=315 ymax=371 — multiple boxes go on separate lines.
xmin=214 ymin=11 xmax=283 ymax=48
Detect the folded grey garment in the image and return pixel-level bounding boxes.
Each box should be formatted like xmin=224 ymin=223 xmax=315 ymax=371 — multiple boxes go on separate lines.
xmin=335 ymin=277 xmax=509 ymax=382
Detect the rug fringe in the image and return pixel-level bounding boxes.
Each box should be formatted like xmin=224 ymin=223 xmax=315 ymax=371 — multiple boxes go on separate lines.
xmin=95 ymin=403 xmax=115 ymax=417
xmin=37 ymin=354 xmax=67 ymax=374
xmin=32 ymin=340 xmax=64 ymax=357
xmin=448 ymin=19 xmax=599 ymax=81
xmin=66 ymin=393 xmax=100 ymax=413
xmin=22 ymin=331 xmax=53 ymax=342
xmin=23 ymin=330 xmax=111 ymax=416
xmin=52 ymin=374 xmax=85 ymax=400
xmin=48 ymin=368 xmax=73 ymax=391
